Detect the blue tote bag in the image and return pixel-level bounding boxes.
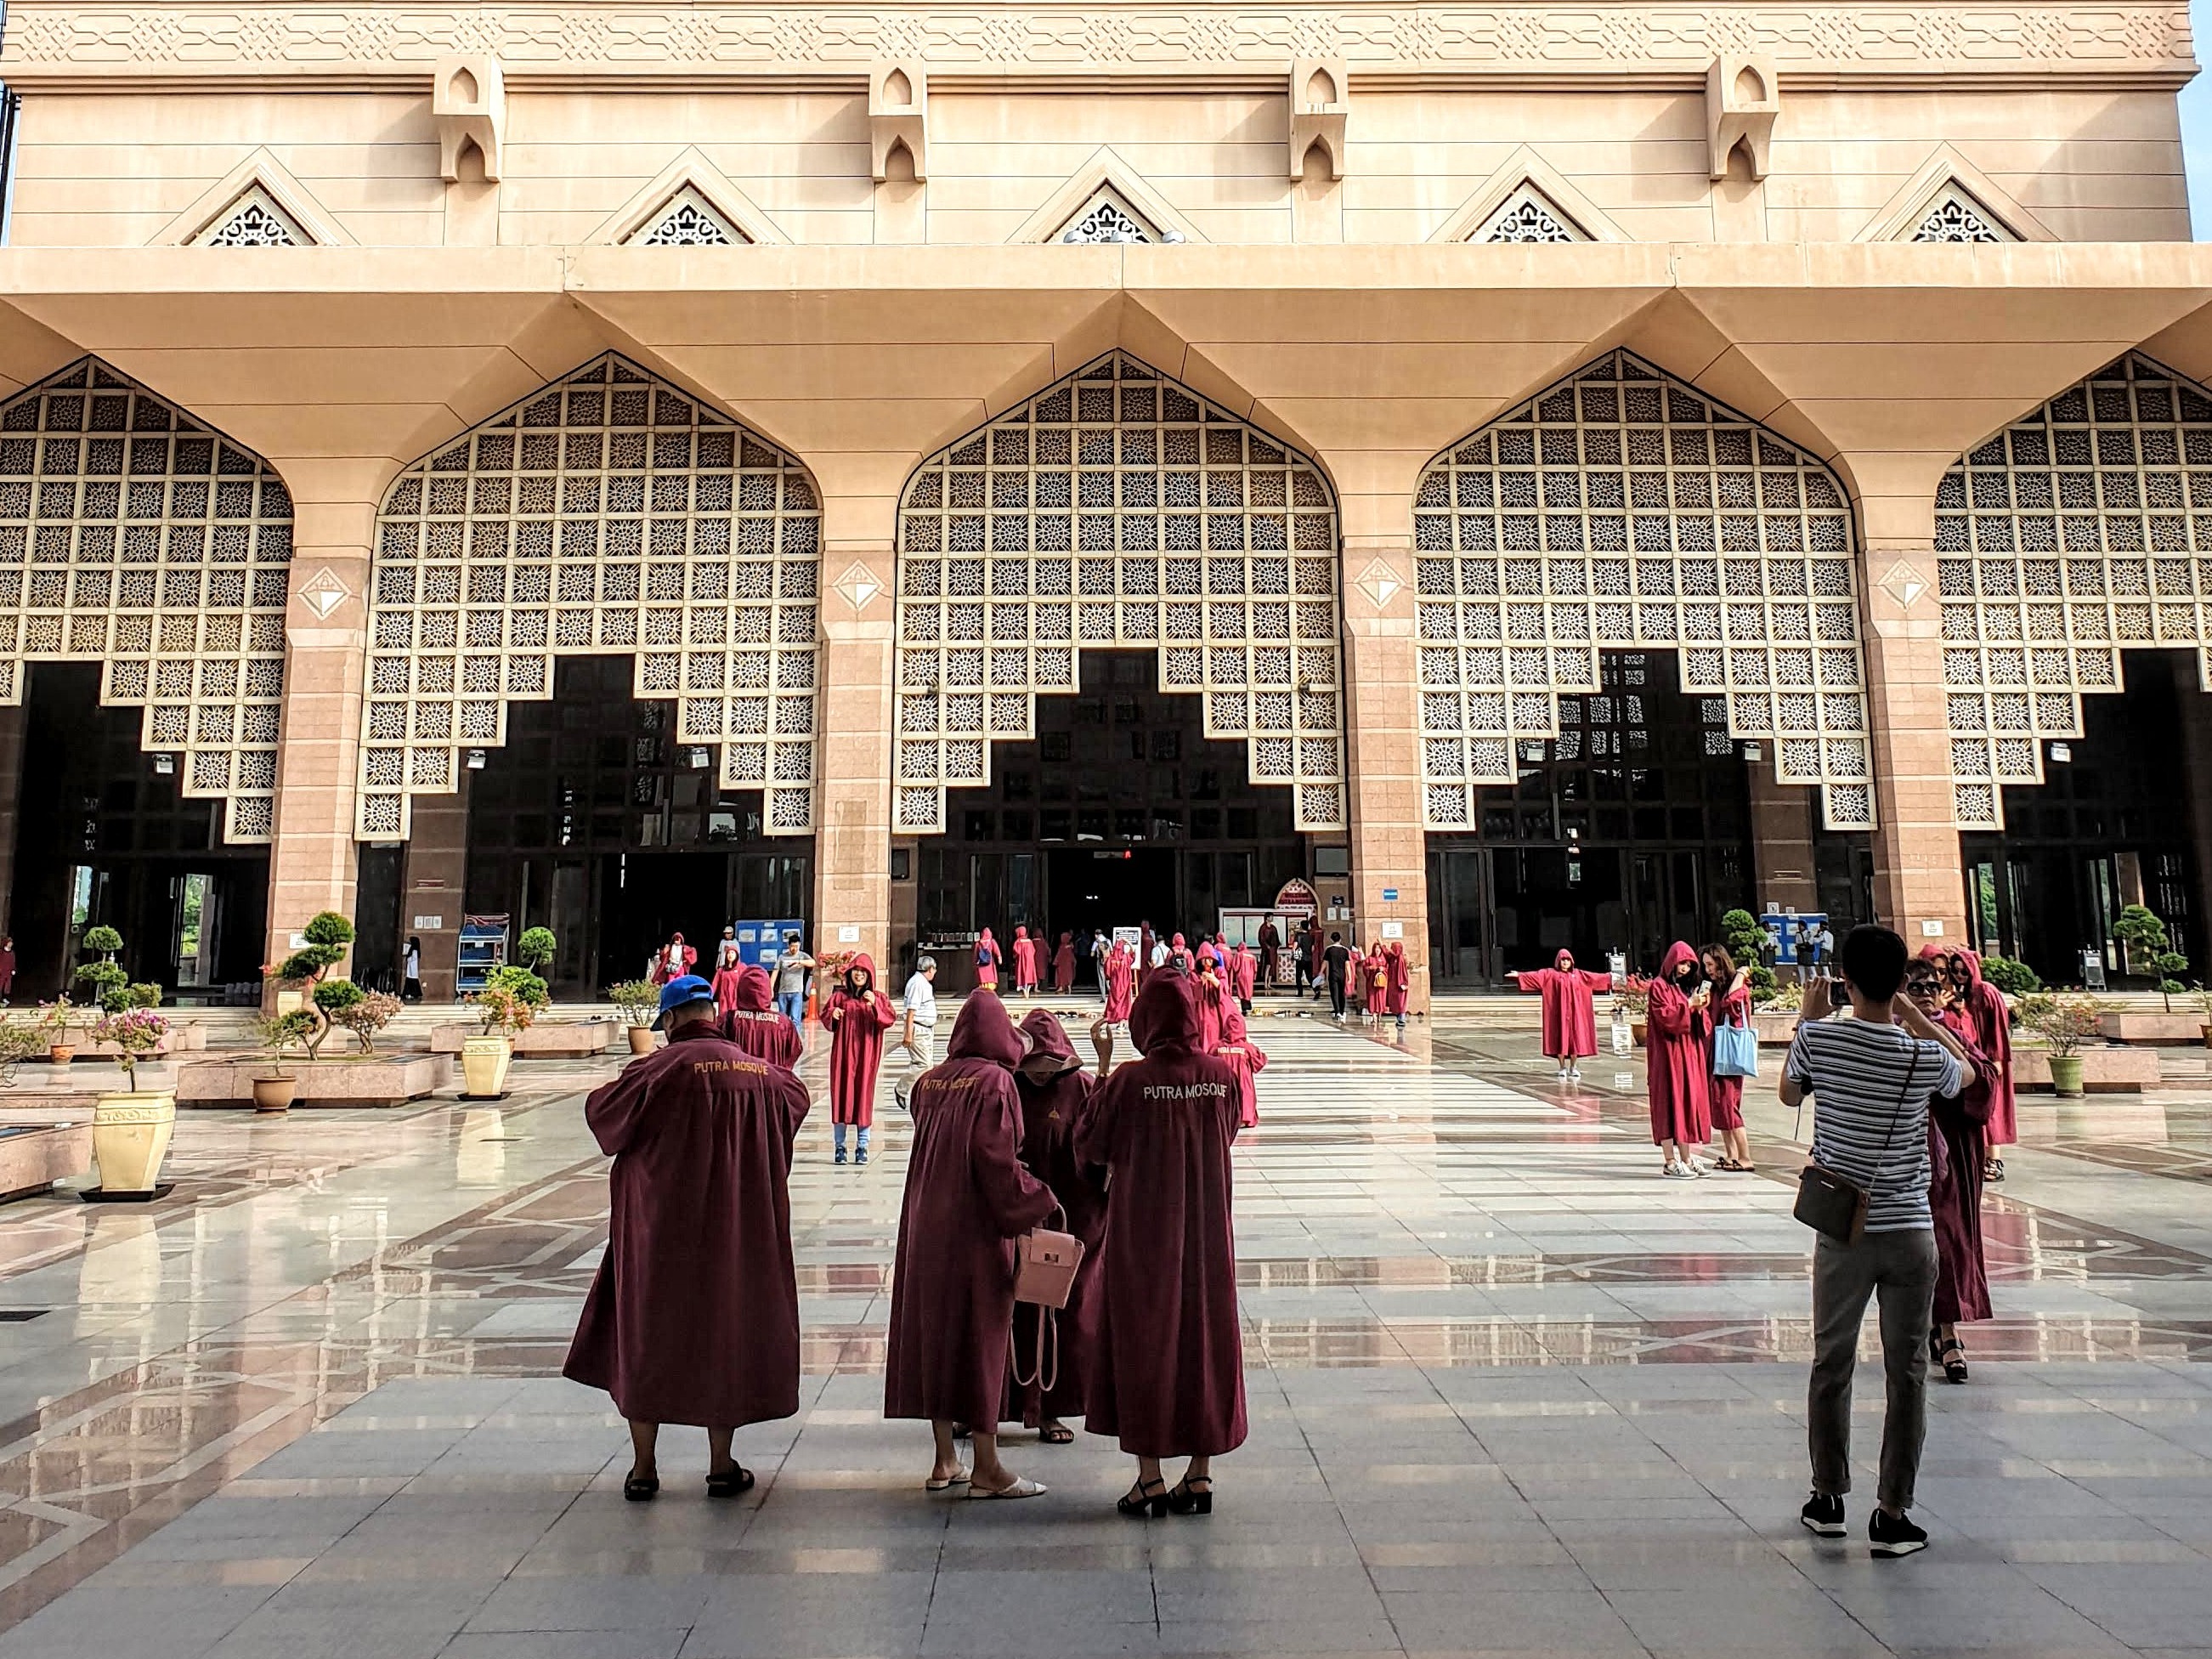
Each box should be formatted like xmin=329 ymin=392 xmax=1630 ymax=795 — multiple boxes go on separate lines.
xmin=1712 ymin=1016 xmax=1759 ymax=1079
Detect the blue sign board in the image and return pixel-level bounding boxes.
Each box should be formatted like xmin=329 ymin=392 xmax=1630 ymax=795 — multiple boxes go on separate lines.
xmin=1381 ymin=887 xmax=1400 ymax=902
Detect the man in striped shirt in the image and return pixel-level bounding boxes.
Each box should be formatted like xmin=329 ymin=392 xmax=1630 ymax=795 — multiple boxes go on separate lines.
xmin=1780 ymin=924 xmax=1977 ymax=1559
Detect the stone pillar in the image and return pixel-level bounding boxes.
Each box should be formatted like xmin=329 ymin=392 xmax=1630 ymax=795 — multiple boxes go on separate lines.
xmin=401 ymin=773 xmax=470 ymax=1004
xmin=812 ymin=486 xmax=899 ymax=968
xmin=0 ymin=705 xmax=23 ymax=938
xmin=1853 ymin=463 xmax=1968 ymax=944
xmin=263 ymin=462 xmax=387 ymax=982
xmin=1338 ymin=500 xmax=1429 ymax=1011
xmin=1747 ymin=762 xmax=1818 ymax=914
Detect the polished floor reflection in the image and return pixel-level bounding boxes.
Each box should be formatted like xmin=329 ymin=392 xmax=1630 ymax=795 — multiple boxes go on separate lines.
xmin=0 ymin=1004 xmax=2209 ymax=1656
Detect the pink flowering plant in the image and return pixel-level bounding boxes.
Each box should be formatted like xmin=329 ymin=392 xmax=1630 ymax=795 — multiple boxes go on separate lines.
xmin=92 ymin=1005 xmax=168 ymax=1089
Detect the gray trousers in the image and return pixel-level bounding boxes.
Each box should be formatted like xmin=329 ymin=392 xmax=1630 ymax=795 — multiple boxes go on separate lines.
xmin=1809 ymin=1226 xmax=1938 ymax=1513
xmin=892 ymin=1026 xmax=936 ymax=1108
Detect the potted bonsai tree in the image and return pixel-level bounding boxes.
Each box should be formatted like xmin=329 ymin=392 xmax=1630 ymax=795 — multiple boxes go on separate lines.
xmin=2112 ymin=904 xmax=2189 ymax=1011
xmin=461 ymin=977 xmax=538 ymax=1098
xmin=251 ymin=1009 xmax=317 ymax=1113
xmin=39 ymin=995 xmax=76 ymax=1066
xmin=1615 ymin=977 xmax=1650 ymax=1046
xmin=517 ymin=927 xmax=557 ymax=978
xmin=2018 ymin=992 xmax=2110 ymax=1097
xmin=72 ymin=924 xmax=127 ymax=1017
xmin=88 ymin=1004 xmax=173 ymax=1195
xmin=608 ymin=978 xmax=659 ymax=1054
xmin=331 ymin=990 xmax=402 ymax=1056
xmin=270 ymin=911 xmax=357 ymax=1059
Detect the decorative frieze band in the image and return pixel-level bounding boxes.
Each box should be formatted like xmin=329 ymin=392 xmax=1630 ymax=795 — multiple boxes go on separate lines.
xmin=4 ymin=4 xmax=2192 ymax=73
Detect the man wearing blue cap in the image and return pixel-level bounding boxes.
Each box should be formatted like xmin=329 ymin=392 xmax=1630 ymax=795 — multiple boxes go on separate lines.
xmin=564 ymin=972 xmax=812 ymax=1503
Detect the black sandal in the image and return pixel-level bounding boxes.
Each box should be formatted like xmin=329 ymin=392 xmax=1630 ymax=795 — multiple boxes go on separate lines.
xmin=1935 ymin=1339 xmax=1970 ymax=1384
xmin=623 ymin=1471 xmax=659 ymax=1503
xmin=706 ymin=1465 xmax=755 ymax=1498
xmin=1984 ymin=1158 xmax=2006 ymax=1183
xmin=1117 ymin=1478 xmax=1168 ymax=1518
xmin=1039 ymin=1423 xmax=1074 ymax=1445
xmin=1166 ymin=1476 xmax=1213 ymax=1516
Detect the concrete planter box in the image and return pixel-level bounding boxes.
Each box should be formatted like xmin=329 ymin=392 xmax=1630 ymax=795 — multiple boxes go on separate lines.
xmin=58 ymin=1022 xmax=208 ymax=1058
xmin=0 ymin=1122 xmax=93 ymax=1200
xmin=2095 ymin=1011 xmax=2208 ymax=1045
xmin=176 ymin=1053 xmax=453 ymax=1107
xmin=1754 ymin=1011 xmax=1801 ymax=1046
xmin=429 ymin=1021 xmax=612 ymax=1057
xmin=2013 ymin=1046 xmax=2158 ymax=1094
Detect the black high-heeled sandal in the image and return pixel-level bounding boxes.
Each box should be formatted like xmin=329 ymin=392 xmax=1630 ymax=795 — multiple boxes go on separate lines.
xmin=623 ymin=1471 xmax=659 ymax=1502
xmin=1117 ymin=1478 xmax=1168 ymax=1518
xmin=1935 ymin=1339 xmax=1970 ymax=1384
xmin=706 ymin=1465 xmax=755 ymax=1498
xmin=1166 ymin=1476 xmax=1213 ymax=1516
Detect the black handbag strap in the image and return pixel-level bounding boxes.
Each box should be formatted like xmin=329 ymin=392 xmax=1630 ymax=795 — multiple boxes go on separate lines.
xmin=1858 ymin=1039 xmax=1920 ymax=1192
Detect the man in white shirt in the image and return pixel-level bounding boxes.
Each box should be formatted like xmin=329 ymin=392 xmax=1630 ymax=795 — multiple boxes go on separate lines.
xmin=892 ymin=954 xmax=939 ymax=1112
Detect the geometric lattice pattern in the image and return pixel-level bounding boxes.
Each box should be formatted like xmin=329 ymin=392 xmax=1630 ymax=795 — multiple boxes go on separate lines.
xmin=1479 ymin=185 xmax=1584 ymax=244
xmin=892 ymin=352 xmax=1344 ymax=835
xmin=1057 ymin=193 xmax=1174 ymax=245
xmin=1936 ymin=352 xmax=2212 ymax=829
xmin=0 ymin=359 xmax=292 ymax=842
xmin=1912 ymin=184 xmax=2011 ymax=244
xmin=193 ymin=185 xmax=308 ymax=247
xmin=358 ymin=354 xmax=820 ymax=840
xmin=1412 ymin=351 xmax=1875 ymax=831
xmin=630 ymin=187 xmax=742 ymax=247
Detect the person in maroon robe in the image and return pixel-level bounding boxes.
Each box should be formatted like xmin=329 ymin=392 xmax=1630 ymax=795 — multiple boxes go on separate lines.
xmin=1702 ymin=945 xmax=1756 ymax=1172
xmin=1052 ymin=931 xmax=1077 ymax=994
xmin=1362 ymin=942 xmax=1388 ymax=1020
xmin=1003 ymin=1008 xmax=1105 ymax=1442
xmin=1078 ymin=973 xmax=1245 ymax=1516
xmin=975 ymin=927 xmax=1002 ymax=991
xmin=1230 ymin=942 xmax=1257 ymax=1014
xmin=1646 ymin=941 xmax=1714 ymax=1177
xmin=1383 ymin=941 xmax=1410 ymax=1031
xmin=1948 ymin=948 xmax=2017 ymax=1181
xmin=1214 ymin=998 xmax=1269 ymax=1129
xmin=884 ymin=993 xmax=1057 ymax=1498
xmin=1193 ymin=959 xmax=1227 ymax=1050
xmin=652 ymin=931 xmax=697 ymax=986
xmin=710 ymin=941 xmax=745 ymax=1018
xmin=1508 ymin=948 xmax=1613 ymax=1080
xmin=0 ymin=936 xmax=15 ymax=1002
xmin=1103 ymin=939 xmax=1135 ymax=1023
xmin=723 ymin=964 xmax=801 ymax=1069
xmin=1010 ymin=926 xmax=1038 ymax=994
xmin=564 ymin=977 xmax=810 ymax=1501
xmin=1908 ymin=956 xmax=1994 ymax=1383
xmin=826 ymin=954 xmax=896 ymax=1165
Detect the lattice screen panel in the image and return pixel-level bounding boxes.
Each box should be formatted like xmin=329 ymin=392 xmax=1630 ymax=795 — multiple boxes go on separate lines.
xmin=893 ymin=352 xmax=1344 ymax=834
xmin=359 ymin=354 xmax=820 ymax=840
xmin=1411 ymin=351 xmax=1874 ymax=831
xmin=0 ymin=358 xmax=291 ymax=842
xmin=1936 ymin=352 xmax=2212 ymax=830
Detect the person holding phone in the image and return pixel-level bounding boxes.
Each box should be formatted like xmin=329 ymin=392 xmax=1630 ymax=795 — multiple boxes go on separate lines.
xmin=1646 ymin=943 xmax=1714 ymax=1177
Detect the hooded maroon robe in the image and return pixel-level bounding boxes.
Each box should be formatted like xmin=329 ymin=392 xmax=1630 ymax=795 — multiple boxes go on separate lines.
xmin=1932 ymin=1005 xmax=1995 ymax=1324
xmin=1053 ymin=931 xmax=1077 ymax=993
xmin=710 ymin=944 xmax=745 ymax=1018
xmin=1646 ymin=942 xmax=1713 ymax=1147
xmin=1077 ymin=974 xmax=1247 ymax=1459
xmin=1954 ymin=948 xmax=2017 ymax=1148
xmin=1103 ymin=941 xmax=1135 ymax=1022
xmin=975 ymin=928 xmax=1002 ymax=990
xmin=884 ymin=994 xmax=1056 ymax=1426
xmin=1513 ymin=950 xmax=1612 ymax=1060
xmin=1230 ymin=943 xmax=1257 ymax=1004
xmin=564 ymin=1022 xmax=810 ymax=1426
xmin=1215 ymin=999 xmax=1270 ymax=1129
xmin=1011 ymin=926 xmax=1038 ymax=993
xmin=1384 ymin=943 xmax=1410 ymax=1016
xmin=826 ymin=956 xmax=896 ymax=1128
xmin=1004 ymin=1008 xmax=1106 ymax=1427
xmin=1194 ymin=965 xmax=1227 ymax=1050
xmin=723 ymin=964 xmax=801 ymax=1070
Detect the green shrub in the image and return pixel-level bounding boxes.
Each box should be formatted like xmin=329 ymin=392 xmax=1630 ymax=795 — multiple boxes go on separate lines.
xmin=1978 ymin=954 xmax=2041 ymax=997
xmin=313 ymin=978 xmax=366 ymax=1016
xmin=607 ymin=979 xmax=659 ymax=1028
xmin=485 ymin=965 xmax=549 ymax=1009
xmin=1747 ymin=963 xmax=1777 ymax=998
xmin=81 ymin=925 xmax=123 ymax=957
xmin=516 ymin=927 xmax=557 ymax=971
xmin=71 ymin=960 xmax=127 ymax=1008
xmin=1719 ymin=908 xmax=1767 ymax=965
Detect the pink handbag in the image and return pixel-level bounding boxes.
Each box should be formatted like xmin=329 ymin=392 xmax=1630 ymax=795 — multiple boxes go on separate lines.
xmin=1013 ymin=1206 xmax=1083 ymax=1309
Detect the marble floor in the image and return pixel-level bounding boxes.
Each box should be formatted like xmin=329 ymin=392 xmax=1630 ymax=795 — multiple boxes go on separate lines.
xmin=0 ymin=1001 xmax=2209 ymax=1657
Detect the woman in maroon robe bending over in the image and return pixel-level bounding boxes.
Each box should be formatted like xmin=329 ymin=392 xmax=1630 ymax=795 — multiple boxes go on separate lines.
xmin=885 ymin=993 xmax=1057 ymax=1498
xmin=1078 ymin=973 xmax=1246 ymax=1518
xmin=723 ymin=964 xmax=801 ymax=1069
xmin=1646 ymin=942 xmax=1713 ymax=1179
xmin=826 ymin=955 xmax=896 ymax=1165
xmin=1004 ymin=1007 xmax=1106 ymax=1443
xmin=564 ymin=977 xmax=811 ymax=1501
xmin=1909 ymin=954 xmax=1994 ymax=1384
xmin=1508 ymin=948 xmax=1614 ymax=1082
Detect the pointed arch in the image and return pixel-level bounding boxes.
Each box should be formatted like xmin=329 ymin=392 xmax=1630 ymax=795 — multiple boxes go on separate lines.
xmin=1411 ymin=350 xmax=1873 ymax=832
xmin=357 ymin=354 xmax=822 ymax=841
xmin=0 ymin=359 xmax=292 ymax=842
xmin=590 ymin=149 xmax=792 ymax=246
xmin=1936 ymin=352 xmax=2212 ymax=829
xmin=1428 ymin=147 xmax=1623 ymax=245
xmin=154 ymin=149 xmax=354 ymax=247
xmin=891 ymin=351 xmax=1344 ymax=835
xmin=1008 ymin=147 xmax=1203 ymax=246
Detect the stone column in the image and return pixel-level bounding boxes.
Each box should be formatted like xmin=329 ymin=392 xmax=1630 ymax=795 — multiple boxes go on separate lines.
xmin=1338 ymin=493 xmax=1429 ymax=1012
xmin=263 ymin=461 xmax=387 ymax=982
xmin=812 ymin=486 xmax=899 ymax=968
xmin=1853 ymin=461 xmax=1968 ymax=944
xmin=1747 ymin=762 xmax=1818 ymax=914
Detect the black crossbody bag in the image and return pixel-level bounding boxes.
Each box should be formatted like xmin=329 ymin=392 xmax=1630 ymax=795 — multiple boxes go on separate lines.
xmin=1793 ymin=1046 xmax=1918 ymax=1246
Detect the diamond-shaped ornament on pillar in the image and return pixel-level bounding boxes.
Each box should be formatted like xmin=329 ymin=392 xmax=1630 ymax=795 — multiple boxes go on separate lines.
xmin=1355 ymin=558 xmax=1404 ymax=610
xmin=1879 ymin=560 xmax=1928 ymax=610
xmin=834 ymin=562 xmax=885 ymax=611
xmin=299 ymin=567 xmax=352 ymax=619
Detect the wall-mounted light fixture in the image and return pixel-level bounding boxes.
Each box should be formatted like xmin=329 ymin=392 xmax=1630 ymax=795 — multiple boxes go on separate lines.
xmin=466 ymin=748 xmax=487 ymax=770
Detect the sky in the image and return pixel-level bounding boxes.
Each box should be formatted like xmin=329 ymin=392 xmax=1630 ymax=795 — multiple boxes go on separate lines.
xmin=2187 ymin=0 xmax=2212 ymax=235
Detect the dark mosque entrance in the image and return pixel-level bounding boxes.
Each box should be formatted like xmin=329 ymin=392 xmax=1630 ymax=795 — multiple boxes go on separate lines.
xmin=919 ymin=653 xmax=1307 ymax=985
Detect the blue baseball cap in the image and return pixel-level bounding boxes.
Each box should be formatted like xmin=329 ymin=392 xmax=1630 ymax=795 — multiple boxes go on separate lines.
xmin=653 ymin=974 xmax=715 ymax=1029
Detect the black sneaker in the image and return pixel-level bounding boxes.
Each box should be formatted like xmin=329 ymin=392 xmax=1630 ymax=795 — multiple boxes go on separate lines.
xmin=1800 ymin=1492 xmax=1846 ymax=1537
xmin=1869 ymin=1509 xmax=1928 ymax=1558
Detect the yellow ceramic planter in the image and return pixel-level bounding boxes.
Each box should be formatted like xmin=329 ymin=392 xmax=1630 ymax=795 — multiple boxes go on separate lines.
xmin=92 ymin=1090 xmax=176 ymax=1193
xmin=460 ymin=1034 xmax=512 ymax=1097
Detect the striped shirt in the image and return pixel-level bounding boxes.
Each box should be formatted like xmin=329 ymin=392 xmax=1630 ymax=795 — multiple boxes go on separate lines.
xmin=1786 ymin=1017 xmax=1960 ymax=1233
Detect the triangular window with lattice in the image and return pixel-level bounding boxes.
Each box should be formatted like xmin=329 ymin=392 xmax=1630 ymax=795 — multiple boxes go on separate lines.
xmin=625 ymin=185 xmax=749 ymax=247
xmin=1472 ymin=183 xmax=1588 ymax=244
xmin=190 ymin=184 xmax=311 ymax=247
xmin=1909 ymin=182 xmax=2017 ymax=244
xmin=1055 ymin=190 xmax=1180 ymax=245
